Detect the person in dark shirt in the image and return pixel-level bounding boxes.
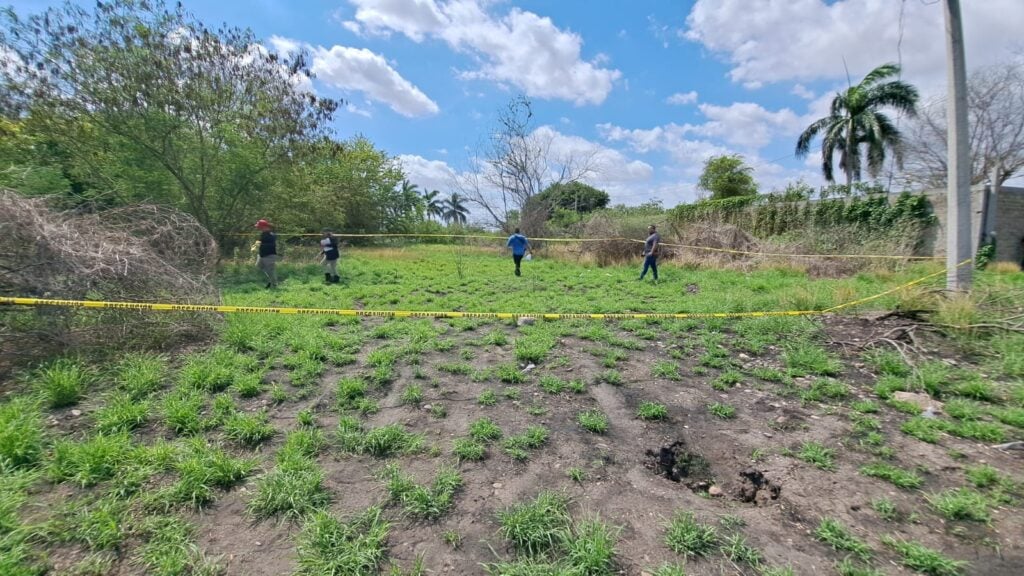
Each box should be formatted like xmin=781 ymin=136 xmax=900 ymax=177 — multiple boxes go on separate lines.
xmin=506 ymin=228 xmax=531 ymax=276
xmin=639 ymin=224 xmax=660 ymax=282
xmin=320 ymin=229 xmax=340 ymax=284
xmin=254 ymin=219 xmax=278 ymax=288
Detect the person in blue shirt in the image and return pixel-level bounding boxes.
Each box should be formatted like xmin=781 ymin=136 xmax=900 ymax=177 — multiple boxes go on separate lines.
xmin=506 ymin=228 xmax=532 ymax=276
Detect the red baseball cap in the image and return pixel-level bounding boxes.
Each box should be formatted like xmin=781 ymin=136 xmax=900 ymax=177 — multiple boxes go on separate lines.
xmin=254 ymin=219 xmax=272 ymax=229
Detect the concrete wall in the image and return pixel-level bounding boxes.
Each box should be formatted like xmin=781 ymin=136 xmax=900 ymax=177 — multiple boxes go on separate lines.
xmin=994 ymin=187 xmax=1024 ymax=264
xmin=919 ymin=185 xmax=1024 ymax=264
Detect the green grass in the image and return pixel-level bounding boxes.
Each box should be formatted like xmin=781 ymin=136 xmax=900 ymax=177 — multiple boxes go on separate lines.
xmin=567 ymin=467 xmax=585 ymax=482
xmin=664 ymin=511 xmax=717 ymax=557
xmin=871 ymin=497 xmax=898 ymax=521
xmin=452 ymin=438 xmax=486 ymax=461
xmin=783 ymin=341 xmax=842 ymax=376
xmin=294 ymin=508 xmax=390 ymax=576
xmin=965 ymin=464 xmax=1001 ymax=489
xmin=636 ymin=402 xmax=668 ymax=421
xmin=947 ymin=420 xmax=1005 ymax=443
xmin=35 ymin=358 xmax=91 ymax=408
xmin=337 ymin=421 xmax=424 ymax=457
xmin=497 ymin=491 xmax=571 ymax=557
xmin=469 ymin=417 xmax=503 ymax=442
xmin=49 ymin=495 xmax=129 ymax=551
xmin=91 ymin=391 xmax=149 ymax=432
xmin=247 ymin=458 xmax=330 ymax=520
xmin=115 ymin=353 xmax=167 ymax=398
xmin=222 ymin=410 xmax=276 ymax=447
xmin=162 ymin=388 xmax=206 ymax=436
xmin=651 ymin=361 xmax=682 ymax=380
xmin=0 ymin=398 xmax=44 ymax=469
xmin=497 ymin=363 xmax=526 ymax=384
xmin=711 ymin=369 xmax=743 ymax=391
xmin=515 ymin=331 xmax=556 ymax=364
xmin=577 ymin=409 xmax=609 ymax=434
xmin=720 ymin=533 xmax=762 ymax=567
xmin=800 ymin=378 xmax=850 ymax=403
xmin=134 ymin=515 xmax=222 ymax=576
xmin=503 ymin=426 xmax=549 ymax=461
xmin=400 ymin=384 xmax=424 ymax=405
xmin=155 ymin=439 xmax=255 ymax=509
xmin=901 ymin=416 xmax=948 ymax=443
xmin=49 ymin=432 xmax=133 ymax=487
xmin=863 ymin=348 xmax=911 ymax=377
xmin=437 ymin=361 xmax=473 ymax=375
xmin=796 ymin=441 xmax=836 ymax=471
xmin=881 ymin=536 xmax=966 ymax=576
xmin=926 ymin=488 xmax=991 ymax=522
xmin=859 ymin=462 xmax=923 ymax=489
xmin=814 ymin=518 xmax=872 ymax=560
xmin=597 ymin=369 xmax=623 ymax=386
xmin=538 ymin=375 xmax=567 ymax=394
xmin=708 ymin=402 xmax=736 ymax=419
xmin=478 ymin=389 xmax=498 ymax=406
xmin=380 ymin=463 xmax=463 ymax=520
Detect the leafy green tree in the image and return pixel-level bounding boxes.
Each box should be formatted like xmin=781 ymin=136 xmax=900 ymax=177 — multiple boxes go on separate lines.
xmin=0 ymin=0 xmax=337 ymax=240
xmin=443 ymin=193 xmax=469 ymax=225
xmin=796 ymin=63 xmax=918 ymax=186
xmin=696 ymin=154 xmax=758 ymax=200
xmin=270 ymin=136 xmax=403 ymax=234
xmin=529 ymin=181 xmax=609 ymax=216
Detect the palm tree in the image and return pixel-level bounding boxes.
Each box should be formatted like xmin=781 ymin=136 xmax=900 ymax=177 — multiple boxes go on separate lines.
xmin=796 ymin=63 xmax=919 ymax=187
xmin=422 ymin=189 xmax=445 ymax=221
xmin=442 ymin=192 xmax=468 ymax=225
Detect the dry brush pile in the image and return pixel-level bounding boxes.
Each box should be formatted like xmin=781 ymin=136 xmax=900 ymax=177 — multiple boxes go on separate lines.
xmin=0 ymin=189 xmax=220 ymax=368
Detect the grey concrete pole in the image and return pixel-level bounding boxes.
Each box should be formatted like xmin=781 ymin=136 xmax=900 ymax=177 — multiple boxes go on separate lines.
xmin=944 ymin=0 xmax=973 ymax=290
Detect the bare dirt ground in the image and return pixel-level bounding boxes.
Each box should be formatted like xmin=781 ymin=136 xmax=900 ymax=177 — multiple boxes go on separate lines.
xmin=170 ymin=313 xmax=1024 ymax=576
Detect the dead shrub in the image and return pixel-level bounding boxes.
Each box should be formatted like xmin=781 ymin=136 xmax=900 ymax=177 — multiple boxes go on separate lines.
xmin=0 ymin=189 xmax=219 ymax=368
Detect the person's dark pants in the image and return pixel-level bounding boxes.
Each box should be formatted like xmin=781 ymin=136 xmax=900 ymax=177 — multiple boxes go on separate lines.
xmin=640 ymin=255 xmax=658 ymax=280
xmin=513 ymin=254 xmax=524 ymax=276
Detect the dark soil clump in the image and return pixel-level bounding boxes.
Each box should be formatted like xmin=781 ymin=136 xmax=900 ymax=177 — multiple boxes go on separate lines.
xmin=645 ymin=440 xmax=714 ymax=492
xmin=736 ymin=467 xmax=781 ymax=506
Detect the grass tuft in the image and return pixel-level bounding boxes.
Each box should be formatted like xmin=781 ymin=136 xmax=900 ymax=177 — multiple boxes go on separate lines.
xmin=664 ymin=511 xmax=717 ymax=557
xmin=814 ymin=518 xmax=872 ymax=560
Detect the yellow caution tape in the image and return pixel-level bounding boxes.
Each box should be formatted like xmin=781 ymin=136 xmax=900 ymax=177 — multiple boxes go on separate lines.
xmin=0 ymin=296 xmax=820 ymax=320
xmin=0 ymin=262 xmax=959 ymax=320
xmin=820 ymin=259 xmax=973 ymax=313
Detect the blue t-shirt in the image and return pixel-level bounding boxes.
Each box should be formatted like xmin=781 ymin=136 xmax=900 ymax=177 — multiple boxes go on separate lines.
xmin=507 ymin=234 xmax=529 ymax=256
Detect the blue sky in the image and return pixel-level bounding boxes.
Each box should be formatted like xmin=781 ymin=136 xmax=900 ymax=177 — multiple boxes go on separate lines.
xmin=7 ymin=0 xmax=1024 ymax=211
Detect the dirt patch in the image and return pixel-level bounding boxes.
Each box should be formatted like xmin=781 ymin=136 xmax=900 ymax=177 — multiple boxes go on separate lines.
xmin=734 ymin=467 xmax=781 ymax=506
xmin=644 ymin=440 xmax=714 ymax=492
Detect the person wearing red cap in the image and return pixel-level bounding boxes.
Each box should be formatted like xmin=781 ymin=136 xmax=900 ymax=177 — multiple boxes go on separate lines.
xmin=254 ymin=219 xmax=278 ymax=288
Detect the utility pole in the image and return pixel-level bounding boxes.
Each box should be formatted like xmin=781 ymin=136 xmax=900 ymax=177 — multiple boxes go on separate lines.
xmin=944 ymin=0 xmax=972 ymax=290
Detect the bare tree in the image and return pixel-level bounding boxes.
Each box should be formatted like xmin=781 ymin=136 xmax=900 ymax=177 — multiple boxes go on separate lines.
xmin=901 ymin=59 xmax=1024 ymax=188
xmin=455 ymin=96 xmax=596 ymax=232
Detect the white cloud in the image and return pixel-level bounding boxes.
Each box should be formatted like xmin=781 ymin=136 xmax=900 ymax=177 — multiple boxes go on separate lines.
xmin=347 ymin=0 xmax=446 ymax=41
xmin=309 ymin=44 xmax=439 ymax=117
xmin=534 ymin=126 xmax=654 ymax=189
xmin=791 ymin=83 xmax=815 ymax=100
xmin=266 ymin=35 xmax=436 ymax=116
xmin=683 ymin=0 xmax=1024 ymax=90
xmin=268 ymin=35 xmax=302 ymax=57
xmin=692 ymin=102 xmax=804 ymax=149
xmin=665 ymin=90 xmax=698 ymax=105
xmin=345 ymin=0 xmax=620 ymax=105
xmin=398 ymin=154 xmax=458 ymax=192
xmin=346 ymin=102 xmax=373 ymax=117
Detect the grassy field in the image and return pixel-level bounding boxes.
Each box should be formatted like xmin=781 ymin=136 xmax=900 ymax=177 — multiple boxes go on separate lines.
xmin=2 ymin=245 xmax=1023 ymax=575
